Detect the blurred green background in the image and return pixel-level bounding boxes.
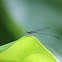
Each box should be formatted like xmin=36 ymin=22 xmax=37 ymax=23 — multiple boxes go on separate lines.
xmin=0 ymin=0 xmax=62 ymax=61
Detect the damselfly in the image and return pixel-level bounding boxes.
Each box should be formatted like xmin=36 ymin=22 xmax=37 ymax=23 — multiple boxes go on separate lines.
xmin=26 ymin=27 xmax=60 ymax=39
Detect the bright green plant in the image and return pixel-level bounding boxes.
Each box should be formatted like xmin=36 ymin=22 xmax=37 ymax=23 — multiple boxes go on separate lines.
xmin=0 ymin=36 xmax=57 ymax=62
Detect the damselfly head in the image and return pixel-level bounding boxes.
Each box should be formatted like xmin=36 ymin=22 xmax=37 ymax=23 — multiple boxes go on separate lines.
xmin=54 ymin=36 xmax=61 ymax=39
xmin=26 ymin=31 xmax=35 ymax=34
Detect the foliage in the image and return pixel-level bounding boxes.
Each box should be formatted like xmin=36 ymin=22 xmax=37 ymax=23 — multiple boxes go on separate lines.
xmin=0 ymin=36 xmax=57 ymax=62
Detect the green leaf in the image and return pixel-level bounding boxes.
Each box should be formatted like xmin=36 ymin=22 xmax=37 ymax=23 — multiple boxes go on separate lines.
xmin=0 ymin=36 xmax=57 ymax=62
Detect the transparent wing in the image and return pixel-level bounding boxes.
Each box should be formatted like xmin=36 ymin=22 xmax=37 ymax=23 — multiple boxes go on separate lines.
xmin=36 ymin=32 xmax=60 ymax=39
xmin=33 ymin=27 xmax=50 ymax=33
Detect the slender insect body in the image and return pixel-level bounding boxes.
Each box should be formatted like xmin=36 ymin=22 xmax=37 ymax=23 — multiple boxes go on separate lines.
xmin=26 ymin=27 xmax=60 ymax=39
